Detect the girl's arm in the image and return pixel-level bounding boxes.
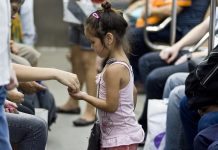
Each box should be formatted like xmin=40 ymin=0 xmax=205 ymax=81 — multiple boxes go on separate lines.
xmin=70 ymin=65 xmax=125 ymax=113
xmin=13 ymin=63 xmax=80 ymax=92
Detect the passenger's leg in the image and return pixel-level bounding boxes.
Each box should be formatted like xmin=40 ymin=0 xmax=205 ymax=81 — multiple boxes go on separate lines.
xmin=14 ymin=43 xmax=40 ymax=67
xmin=7 ymin=113 xmax=47 ymax=150
xmin=58 ymin=45 xmax=84 ymax=112
xmin=194 ymin=123 xmax=218 ymax=150
xmin=165 ymin=85 xmax=190 ymax=150
xmin=145 ymin=62 xmax=189 ymax=100
xmin=162 ymin=72 xmax=188 ymax=98
xmin=75 ymin=50 xmax=96 ymax=122
xmin=180 ymin=96 xmax=200 ymax=149
xmin=11 ymin=53 xmax=31 ymax=66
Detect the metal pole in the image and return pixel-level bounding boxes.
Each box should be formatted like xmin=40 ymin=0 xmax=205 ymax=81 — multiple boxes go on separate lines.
xmin=208 ymin=0 xmax=216 ymax=53
xmin=170 ymin=0 xmax=177 ymax=45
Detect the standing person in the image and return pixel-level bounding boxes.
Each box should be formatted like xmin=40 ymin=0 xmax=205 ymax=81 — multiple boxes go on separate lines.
xmin=0 ymin=0 xmax=18 ymax=149
xmin=69 ymin=2 xmax=144 ymax=149
xmin=58 ymin=0 xmax=97 ymax=126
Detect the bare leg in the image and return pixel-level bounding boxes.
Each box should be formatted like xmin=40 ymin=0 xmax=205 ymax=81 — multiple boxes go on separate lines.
xmin=57 ymin=45 xmax=85 ymax=111
xmin=79 ymin=50 xmax=97 ymax=121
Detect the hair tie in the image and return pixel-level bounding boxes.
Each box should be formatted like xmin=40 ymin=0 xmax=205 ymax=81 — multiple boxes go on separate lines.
xmin=92 ymin=12 xmax=100 ymax=19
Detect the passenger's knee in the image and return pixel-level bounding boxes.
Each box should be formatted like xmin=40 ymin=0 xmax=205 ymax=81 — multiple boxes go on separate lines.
xmin=32 ymin=117 xmax=48 ymax=142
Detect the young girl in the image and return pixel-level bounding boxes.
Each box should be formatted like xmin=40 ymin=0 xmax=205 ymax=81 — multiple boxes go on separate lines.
xmin=68 ymin=1 xmax=144 ymax=150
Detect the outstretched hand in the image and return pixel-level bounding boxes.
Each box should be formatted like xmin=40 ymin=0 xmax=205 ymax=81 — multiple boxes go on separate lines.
xmin=55 ymin=70 xmax=80 ymax=93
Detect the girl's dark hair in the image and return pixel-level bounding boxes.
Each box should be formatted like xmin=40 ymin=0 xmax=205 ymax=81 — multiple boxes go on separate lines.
xmin=86 ymin=1 xmax=129 ymax=50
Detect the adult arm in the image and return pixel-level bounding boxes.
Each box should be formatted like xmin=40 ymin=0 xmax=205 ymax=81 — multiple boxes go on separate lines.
xmin=13 ymin=63 xmax=80 ymax=92
xmin=160 ymin=17 xmax=210 ymax=63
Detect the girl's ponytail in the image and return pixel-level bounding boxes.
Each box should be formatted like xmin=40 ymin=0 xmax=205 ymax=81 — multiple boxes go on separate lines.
xmin=101 ymin=1 xmax=111 ymax=12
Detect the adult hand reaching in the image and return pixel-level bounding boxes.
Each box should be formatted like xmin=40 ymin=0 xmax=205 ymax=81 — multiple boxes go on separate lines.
xmin=55 ymin=70 xmax=80 ymax=93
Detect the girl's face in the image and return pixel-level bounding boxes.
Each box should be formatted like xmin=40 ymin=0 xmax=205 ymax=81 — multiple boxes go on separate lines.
xmin=85 ymin=27 xmax=109 ymax=58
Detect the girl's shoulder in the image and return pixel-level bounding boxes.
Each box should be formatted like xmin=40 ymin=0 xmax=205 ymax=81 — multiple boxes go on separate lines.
xmin=103 ymin=61 xmax=131 ymax=80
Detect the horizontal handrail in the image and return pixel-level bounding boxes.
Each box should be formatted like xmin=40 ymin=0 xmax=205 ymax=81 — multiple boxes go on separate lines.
xmin=143 ymin=0 xmax=177 ymax=50
xmin=146 ymin=17 xmax=172 ymax=32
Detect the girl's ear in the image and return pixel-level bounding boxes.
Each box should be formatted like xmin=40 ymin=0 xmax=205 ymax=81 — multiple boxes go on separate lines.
xmin=105 ymin=32 xmax=114 ymax=46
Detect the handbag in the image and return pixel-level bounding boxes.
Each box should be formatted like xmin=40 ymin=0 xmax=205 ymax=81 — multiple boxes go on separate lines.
xmin=144 ymin=99 xmax=168 ymax=150
xmin=87 ymin=120 xmax=101 ymax=150
xmin=185 ymin=45 xmax=218 ymax=109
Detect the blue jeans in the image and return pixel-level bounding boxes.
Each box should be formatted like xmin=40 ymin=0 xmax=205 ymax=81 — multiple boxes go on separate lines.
xmin=180 ymin=96 xmax=201 ymax=149
xmin=165 ymin=85 xmax=190 ymax=150
xmin=194 ymin=123 xmax=218 ymax=150
xmin=163 ymin=73 xmax=188 ymax=98
xmin=0 ymin=86 xmax=12 ymax=150
xmin=138 ymin=51 xmax=189 ymax=99
xmin=7 ymin=112 xmax=47 ymax=150
xmin=193 ymin=112 xmax=218 ymax=150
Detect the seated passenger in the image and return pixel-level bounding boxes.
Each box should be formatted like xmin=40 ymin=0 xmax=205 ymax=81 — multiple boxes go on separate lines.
xmin=180 ymin=44 xmax=218 ymax=149
xmin=127 ymin=0 xmax=209 ymax=90
xmin=138 ymin=12 xmax=212 ymax=134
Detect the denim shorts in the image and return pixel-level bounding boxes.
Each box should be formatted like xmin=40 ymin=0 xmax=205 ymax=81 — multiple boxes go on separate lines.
xmin=68 ymin=23 xmax=92 ymax=50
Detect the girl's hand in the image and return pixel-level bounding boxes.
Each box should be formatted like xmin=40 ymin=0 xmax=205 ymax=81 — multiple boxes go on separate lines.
xmin=68 ymin=87 xmax=87 ymax=100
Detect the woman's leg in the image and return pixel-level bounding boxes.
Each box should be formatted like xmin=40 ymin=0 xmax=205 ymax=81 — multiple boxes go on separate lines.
xmin=74 ymin=50 xmax=96 ymax=122
xmin=165 ymin=85 xmax=190 ymax=150
xmin=7 ymin=112 xmax=47 ymax=150
xmin=57 ymin=45 xmax=84 ymax=113
xmin=162 ymin=72 xmax=188 ymax=99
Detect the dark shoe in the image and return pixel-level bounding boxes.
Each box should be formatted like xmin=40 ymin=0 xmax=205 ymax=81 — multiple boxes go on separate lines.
xmin=73 ymin=118 xmax=95 ymax=127
xmin=56 ymin=107 xmax=81 ymax=114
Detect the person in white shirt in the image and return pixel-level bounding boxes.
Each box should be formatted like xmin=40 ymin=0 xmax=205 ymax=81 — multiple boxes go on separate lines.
xmin=0 ymin=0 xmax=18 ymax=149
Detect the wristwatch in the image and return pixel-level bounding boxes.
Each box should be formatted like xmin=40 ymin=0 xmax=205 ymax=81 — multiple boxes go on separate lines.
xmin=186 ymin=53 xmax=192 ymax=60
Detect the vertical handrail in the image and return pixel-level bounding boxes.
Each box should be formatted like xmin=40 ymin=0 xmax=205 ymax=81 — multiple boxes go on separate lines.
xmin=208 ymin=0 xmax=216 ymax=53
xmin=143 ymin=0 xmax=177 ymax=50
xmin=170 ymin=0 xmax=177 ymax=45
xmin=188 ymin=32 xmax=209 ymax=52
